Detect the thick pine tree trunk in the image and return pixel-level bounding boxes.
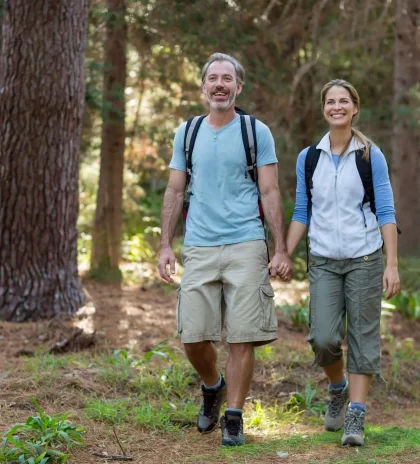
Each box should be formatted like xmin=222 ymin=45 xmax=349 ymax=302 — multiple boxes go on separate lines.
xmin=392 ymin=0 xmax=420 ymax=254
xmin=0 ymin=0 xmax=89 ymax=321
xmin=91 ymin=0 xmax=127 ymax=280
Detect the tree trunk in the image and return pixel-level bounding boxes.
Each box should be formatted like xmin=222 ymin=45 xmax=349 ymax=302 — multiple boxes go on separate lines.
xmin=392 ymin=0 xmax=420 ymax=254
xmin=0 ymin=0 xmax=89 ymax=322
xmin=91 ymin=0 xmax=127 ymax=280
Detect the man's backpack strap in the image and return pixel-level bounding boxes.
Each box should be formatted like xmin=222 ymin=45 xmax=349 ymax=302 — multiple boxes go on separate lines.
xmin=184 ymin=115 xmax=205 ymax=192
xmin=239 ymin=114 xmax=258 ymax=183
xmin=182 ymin=115 xmax=205 ymax=228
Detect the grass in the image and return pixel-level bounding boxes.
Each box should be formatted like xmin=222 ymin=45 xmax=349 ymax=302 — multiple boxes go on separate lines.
xmin=7 ymin=333 xmax=420 ymax=463
xmin=217 ymin=426 xmax=420 ymax=463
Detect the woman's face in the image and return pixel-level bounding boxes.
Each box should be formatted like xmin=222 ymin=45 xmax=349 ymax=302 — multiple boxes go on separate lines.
xmin=323 ymin=85 xmax=358 ymax=129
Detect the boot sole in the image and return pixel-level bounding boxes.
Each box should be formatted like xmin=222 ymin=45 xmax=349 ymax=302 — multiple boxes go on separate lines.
xmin=197 ymin=421 xmax=219 ymax=434
xmin=222 ymin=439 xmax=244 ymax=446
xmin=325 ymin=425 xmax=344 ymax=432
xmin=341 ymin=435 xmax=364 ymax=446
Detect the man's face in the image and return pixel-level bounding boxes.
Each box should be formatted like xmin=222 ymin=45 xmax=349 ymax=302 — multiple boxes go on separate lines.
xmin=202 ymin=60 xmax=242 ymax=111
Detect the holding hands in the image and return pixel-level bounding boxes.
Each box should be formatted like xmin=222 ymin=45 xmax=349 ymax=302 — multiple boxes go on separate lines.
xmin=268 ymin=251 xmax=293 ymax=282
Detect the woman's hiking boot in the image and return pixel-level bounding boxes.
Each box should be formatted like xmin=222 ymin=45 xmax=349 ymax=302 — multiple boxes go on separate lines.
xmin=197 ymin=376 xmax=226 ymax=433
xmin=324 ymin=382 xmax=349 ymax=431
xmin=220 ymin=411 xmax=244 ymax=446
xmin=341 ymin=406 xmax=365 ymax=446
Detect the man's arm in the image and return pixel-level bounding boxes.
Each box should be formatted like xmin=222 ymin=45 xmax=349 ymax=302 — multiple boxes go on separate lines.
xmin=258 ymin=164 xmax=292 ymax=281
xmin=158 ymin=169 xmax=186 ymax=283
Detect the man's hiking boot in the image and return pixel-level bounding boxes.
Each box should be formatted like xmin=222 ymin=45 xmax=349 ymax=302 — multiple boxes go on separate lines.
xmin=324 ymin=382 xmax=349 ymax=431
xmin=341 ymin=406 xmax=365 ymax=446
xmin=220 ymin=411 xmax=245 ymax=446
xmin=197 ymin=376 xmax=226 ymax=433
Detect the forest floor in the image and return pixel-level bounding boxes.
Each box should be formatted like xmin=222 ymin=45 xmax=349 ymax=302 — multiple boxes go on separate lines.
xmin=1 ymin=271 xmax=420 ymax=464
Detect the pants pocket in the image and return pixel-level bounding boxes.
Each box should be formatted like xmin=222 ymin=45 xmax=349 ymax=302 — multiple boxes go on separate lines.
xmin=176 ymin=286 xmax=182 ymax=334
xmin=259 ymin=283 xmax=277 ymax=332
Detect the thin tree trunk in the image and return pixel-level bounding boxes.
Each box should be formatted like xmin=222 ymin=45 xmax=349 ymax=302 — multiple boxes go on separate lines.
xmin=392 ymin=0 xmax=420 ymax=254
xmin=91 ymin=0 xmax=127 ymax=279
xmin=0 ymin=0 xmax=89 ymax=321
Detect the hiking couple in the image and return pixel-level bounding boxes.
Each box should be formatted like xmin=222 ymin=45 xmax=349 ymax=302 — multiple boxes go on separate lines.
xmin=158 ymin=53 xmax=400 ymax=447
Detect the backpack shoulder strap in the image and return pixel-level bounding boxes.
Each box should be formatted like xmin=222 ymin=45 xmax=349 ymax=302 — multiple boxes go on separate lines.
xmin=305 ymin=143 xmax=322 ymax=222
xmin=304 ymin=143 xmax=321 ymax=272
xmin=240 ymin=114 xmax=258 ymax=183
xmin=355 ymin=147 xmax=401 ymax=234
xmin=355 ymin=148 xmax=376 ymax=215
xmin=184 ymin=115 xmax=205 ymax=188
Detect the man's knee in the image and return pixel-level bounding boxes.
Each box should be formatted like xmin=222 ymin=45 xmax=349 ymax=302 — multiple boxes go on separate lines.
xmin=309 ymin=335 xmax=342 ymax=366
xmin=184 ymin=340 xmax=213 ymax=356
xmin=228 ymin=342 xmax=254 ymax=355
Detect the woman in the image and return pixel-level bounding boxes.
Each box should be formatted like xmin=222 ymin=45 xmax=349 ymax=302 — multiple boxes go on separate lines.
xmin=286 ymin=79 xmax=400 ymax=446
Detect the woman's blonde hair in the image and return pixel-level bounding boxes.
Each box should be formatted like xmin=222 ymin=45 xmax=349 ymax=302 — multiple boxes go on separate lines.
xmin=321 ymin=79 xmax=373 ymax=160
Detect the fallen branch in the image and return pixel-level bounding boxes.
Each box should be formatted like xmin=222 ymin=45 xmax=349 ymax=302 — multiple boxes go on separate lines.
xmin=92 ymin=452 xmax=133 ymax=461
xmin=113 ymin=426 xmax=128 ymax=457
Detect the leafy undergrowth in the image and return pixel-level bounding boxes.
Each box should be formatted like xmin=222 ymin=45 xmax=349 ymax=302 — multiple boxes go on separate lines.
xmin=2 ymin=323 xmax=420 ymax=463
xmin=0 ymin=400 xmax=84 ymax=463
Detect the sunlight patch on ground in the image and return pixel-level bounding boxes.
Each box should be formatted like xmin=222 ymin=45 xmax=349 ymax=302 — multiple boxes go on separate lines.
xmin=73 ymin=300 xmax=96 ymax=334
xmin=272 ymin=279 xmax=309 ymax=306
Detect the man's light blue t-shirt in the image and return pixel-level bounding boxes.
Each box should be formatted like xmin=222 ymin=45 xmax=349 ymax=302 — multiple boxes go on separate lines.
xmin=170 ymin=114 xmax=278 ymax=246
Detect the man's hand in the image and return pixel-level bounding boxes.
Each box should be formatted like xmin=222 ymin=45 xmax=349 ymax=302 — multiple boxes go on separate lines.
xmin=268 ymin=251 xmax=293 ymax=282
xmin=383 ymin=264 xmax=400 ymax=300
xmin=158 ymin=246 xmax=176 ymax=283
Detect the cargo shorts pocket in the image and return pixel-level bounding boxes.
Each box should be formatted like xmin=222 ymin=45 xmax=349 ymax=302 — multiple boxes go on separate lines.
xmin=176 ymin=286 xmax=182 ymax=334
xmin=259 ymin=284 xmax=277 ymax=332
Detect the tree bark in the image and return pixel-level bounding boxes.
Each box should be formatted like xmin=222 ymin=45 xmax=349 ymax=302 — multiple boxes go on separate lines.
xmin=0 ymin=0 xmax=89 ymax=321
xmin=392 ymin=0 xmax=420 ymax=254
xmin=91 ymin=0 xmax=127 ymax=278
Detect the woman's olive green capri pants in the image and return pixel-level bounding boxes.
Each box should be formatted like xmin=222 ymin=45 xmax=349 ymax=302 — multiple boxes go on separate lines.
xmin=307 ymin=249 xmax=384 ymax=375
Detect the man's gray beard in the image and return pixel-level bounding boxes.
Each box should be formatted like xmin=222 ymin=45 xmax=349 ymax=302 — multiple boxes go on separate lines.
xmin=205 ymin=89 xmax=237 ymax=111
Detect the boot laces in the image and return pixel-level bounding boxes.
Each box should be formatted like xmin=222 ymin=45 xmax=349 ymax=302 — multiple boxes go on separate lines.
xmin=328 ymin=390 xmax=347 ymax=417
xmin=345 ymin=409 xmax=364 ymax=434
xmin=225 ymin=417 xmax=242 ymax=436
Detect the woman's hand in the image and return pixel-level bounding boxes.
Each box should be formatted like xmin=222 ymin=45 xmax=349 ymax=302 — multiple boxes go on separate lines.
xmin=383 ymin=264 xmax=400 ymax=300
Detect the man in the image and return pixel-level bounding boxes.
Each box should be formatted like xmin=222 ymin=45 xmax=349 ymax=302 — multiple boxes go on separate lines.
xmin=158 ymin=53 xmax=292 ymax=446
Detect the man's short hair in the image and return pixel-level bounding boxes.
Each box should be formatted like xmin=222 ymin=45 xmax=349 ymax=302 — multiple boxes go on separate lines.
xmin=201 ymin=53 xmax=245 ymax=84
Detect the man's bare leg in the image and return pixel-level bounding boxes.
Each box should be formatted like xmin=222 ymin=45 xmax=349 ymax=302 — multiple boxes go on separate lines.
xmin=184 ymin=341 xmax=219 ymax=386
xmin=225 ymin=343 xmax=255 ymax=408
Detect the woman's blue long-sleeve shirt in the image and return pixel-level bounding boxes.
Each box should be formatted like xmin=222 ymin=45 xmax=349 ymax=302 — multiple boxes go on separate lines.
xmin=292 ymin=145 xmax=396 ymax=227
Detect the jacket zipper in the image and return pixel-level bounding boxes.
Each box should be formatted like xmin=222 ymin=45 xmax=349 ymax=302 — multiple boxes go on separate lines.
xmin=335 ymin=171 xmax=341 ymax=259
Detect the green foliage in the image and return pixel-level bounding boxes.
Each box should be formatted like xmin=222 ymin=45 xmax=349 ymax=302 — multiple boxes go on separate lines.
xmin=24 ymin=355 xmax=72 ymax=384
xmin=398 ymin=255 xmax=420 ymax=294
xmin=283 ymin=383 xmax=327 ymax=417
xmin=121 ymin=233 xmax=156 ymax=263
xmin=85 ymin=398 xmax=130 ymax=425
xmin=0 ymin=400 xmax=84 ymax=464
xmin=280 ymin=297 xmax=310 ymax=327
xmin=388 ymin=290 xmax=420 ymax=320
xmin=87 ymin=265 xmax=123 ymax=283
xmin=255 ymin=345 xmax=276 ymax=363
xmin=85 ymin=342 xmax=197 ymax=431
